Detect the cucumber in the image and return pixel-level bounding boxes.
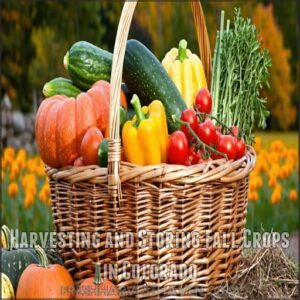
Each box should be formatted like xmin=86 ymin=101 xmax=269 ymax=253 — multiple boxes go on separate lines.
xmin=63 ymin=40 xmax=186 ymax=131
xmin=42 ymin=77 xmax=82 ymax=98
xmin=64 ymin=41 xmax=113 ymax=90
xmin=123 ymin=39 xmax=187 ymax=132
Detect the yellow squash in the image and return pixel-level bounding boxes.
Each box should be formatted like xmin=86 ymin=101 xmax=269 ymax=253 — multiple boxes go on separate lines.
xmin=162 ymin=39 xmax=207 ymax=107
xmin=122 ymin=95 xmax=168 ymax=166
xmin=1 ymin=225 xmax=8 ymax=249
xmin=1 ymin=273 xmax=15 ymax=299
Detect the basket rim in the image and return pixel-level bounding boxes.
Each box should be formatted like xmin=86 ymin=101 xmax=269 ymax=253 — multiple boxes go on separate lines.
xmin=46 ymin=146 xmax=256 ymax=184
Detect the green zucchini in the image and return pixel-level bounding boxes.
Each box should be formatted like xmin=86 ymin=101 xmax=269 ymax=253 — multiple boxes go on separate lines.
xmin=42 ymin=77 xmax=82 ymax=98
xmin=64 ymin=41 xmax=113 ymax=90
xmin=123 ymin=39 xmax=187 ymax=132
xmin=63 ymin=39 xmax=186 ymax=131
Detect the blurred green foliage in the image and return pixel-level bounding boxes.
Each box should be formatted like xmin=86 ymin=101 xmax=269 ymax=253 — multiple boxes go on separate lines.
xmin=1 ymin=0 xmax=105 ymax=112
xmin=247 ymin=172 xmax=298 ymax=234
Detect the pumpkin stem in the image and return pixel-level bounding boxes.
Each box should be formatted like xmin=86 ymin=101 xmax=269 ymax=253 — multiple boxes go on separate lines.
xmin=35 ymin=245 xmax=49 ymax=268
xmin=1 ymin=225 xmax=15 ymax=250
xmin=93 ymin=262 xmax=102 ymax=285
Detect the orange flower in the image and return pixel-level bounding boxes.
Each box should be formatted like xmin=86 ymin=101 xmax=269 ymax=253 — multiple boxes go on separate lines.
xmin=270 ymin=140 xmax=284 ymax=153
xmin=255 ymin=160 xmax=268 ymax=173
xmin=36 ymin=161 xmax=46 ymax=177
xmin=3 ymin=147 xmax=15 ymax=167
xmin=21 ymin=173 xmax=36 ymax=189
xmin=248 ymin=190 xmax=259 ymax=202
xmin=267 ymin=152 xmax=279 ymax=165
xmin=10 ymin=160 xmax=21 ymax=180
xmin=256 ymin=176 xmax=263 ymax=189
xmin=249 ymin=176 xmax=259 ymax=191
xmin=16 ymin=148 xmax=27 ymax=169
xmin=268 ymin=164 xmax=280 ymax=178
xmin=271 ymin=187 xmax=281 ymax=204
xmin=27 ymin=158 xmax=38 ymax=173
xmin=24 ymin=193 xmax=34 ymax=208
xmin=289 ymin=190 xmax=298 ymax=202
xmin=268 ymin=176 xmax=277 ymax=188
xmin=39 ymin=184 xmax=50 ymax=203
xmin=26 ymin=184 xmax=37 ymax=196
xmin=8 ymin=182 xmax=19 ymax=197
xmin=253 ymin=137 xmax=262 ymax=153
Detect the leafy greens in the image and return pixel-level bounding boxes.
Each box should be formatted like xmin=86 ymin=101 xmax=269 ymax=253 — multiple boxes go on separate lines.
xmin=211 ymin=8 xmax=271 ymax=144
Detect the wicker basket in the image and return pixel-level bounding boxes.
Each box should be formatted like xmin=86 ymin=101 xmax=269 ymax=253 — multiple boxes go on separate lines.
xmin=47 ymin=1 xmax=256 ymax=298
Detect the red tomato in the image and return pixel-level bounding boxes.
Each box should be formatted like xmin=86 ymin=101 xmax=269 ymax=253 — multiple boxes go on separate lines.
xmin=74 ymin=156 xmax=85 ymax=167
xmin=235 ymin=137 xmax=246 ymax=159
xmin=180 ymin=109 xmax=198 ymax=141
xmin=214 ymin=135 xmax=237 ymax=160
xmin=216 ymin=128 xmax=221 ymax=142
xmin=195 ymin=88 xmax=212 ymax=114
xmin=81 ymin=127 xmax=103 ymax=165
xmin=231 ymin=126 xmax=239 ymax=137
xmin=168 ymin=131 xmax=189 ymax=165
xmin=196 ymin=118 xmax=219 ymax=146
xmin=185 ymin=145 xmax=201 ymax=166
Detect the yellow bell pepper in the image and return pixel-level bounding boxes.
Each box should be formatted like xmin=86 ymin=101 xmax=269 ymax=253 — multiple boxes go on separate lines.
xmin=122 ymin=94 xmax=168 ymax=166
xmin=162 ymin=39 xmax=207 ymax=108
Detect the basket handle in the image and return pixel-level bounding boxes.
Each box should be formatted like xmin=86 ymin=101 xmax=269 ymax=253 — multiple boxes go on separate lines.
xmin=108 ymin=1 xmax=211 ymax=200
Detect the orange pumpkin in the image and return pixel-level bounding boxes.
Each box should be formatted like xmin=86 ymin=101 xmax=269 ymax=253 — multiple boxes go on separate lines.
xmin=35 ymin=80 xmax=126 ymax=168
xmin=16 ymin=246 xmax=74 ymax=299
xmin=75 ymin=263 xmax=119 ymax=299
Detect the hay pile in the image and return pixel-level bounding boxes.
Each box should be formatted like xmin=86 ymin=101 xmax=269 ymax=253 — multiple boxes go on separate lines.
xmin=210 ymin=246 xmax=299 ymax=299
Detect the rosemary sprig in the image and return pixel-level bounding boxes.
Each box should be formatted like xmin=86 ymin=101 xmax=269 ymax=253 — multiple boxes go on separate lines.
xmin=211 ymin=8 xmax=271 ymax=145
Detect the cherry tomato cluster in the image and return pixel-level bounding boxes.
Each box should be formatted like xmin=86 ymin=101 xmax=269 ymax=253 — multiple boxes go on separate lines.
xmin=168 ymin=88 xmax=246 ymax=166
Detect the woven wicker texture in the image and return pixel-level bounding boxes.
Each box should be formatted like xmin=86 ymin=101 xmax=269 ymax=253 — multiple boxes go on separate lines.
xmin=48 ymin=148 xmax=255 ymax=298
xmin=46 ymin=1 xmax=256 ymax=298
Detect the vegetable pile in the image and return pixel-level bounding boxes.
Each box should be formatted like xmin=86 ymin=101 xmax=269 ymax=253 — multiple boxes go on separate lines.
xmin=36 ymin=8 xmax=270 ymax=169
xmin=0 ymin=224 xmax=120 ymax=299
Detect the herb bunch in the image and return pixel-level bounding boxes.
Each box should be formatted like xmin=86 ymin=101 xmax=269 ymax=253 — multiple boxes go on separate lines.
xmin=211 ymin=8 xmax=271 ymax=144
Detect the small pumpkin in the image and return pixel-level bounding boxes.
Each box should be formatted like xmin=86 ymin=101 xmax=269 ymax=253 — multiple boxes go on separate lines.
xmin=16 ymin=245 xmax=74 ymax=299
xmin=1 ymin=273 xmax=15 ymax=299
xmin=1 ymin=225 xmax=38 ymax=293
xmin=75 ymin=262 xmax=119 ymax=299
xmin=35 ymin=80 xmax=126 ymax=168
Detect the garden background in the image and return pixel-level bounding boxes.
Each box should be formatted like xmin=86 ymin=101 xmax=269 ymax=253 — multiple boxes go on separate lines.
xmin=1 ymin=1 xmax=298 ymax=247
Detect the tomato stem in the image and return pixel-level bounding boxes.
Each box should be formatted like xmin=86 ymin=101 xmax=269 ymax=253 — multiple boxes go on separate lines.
xmin=172 ymin=115 xmax=228 ymax=160
xmin=196 ymin=110 xmax=245 ymax=139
